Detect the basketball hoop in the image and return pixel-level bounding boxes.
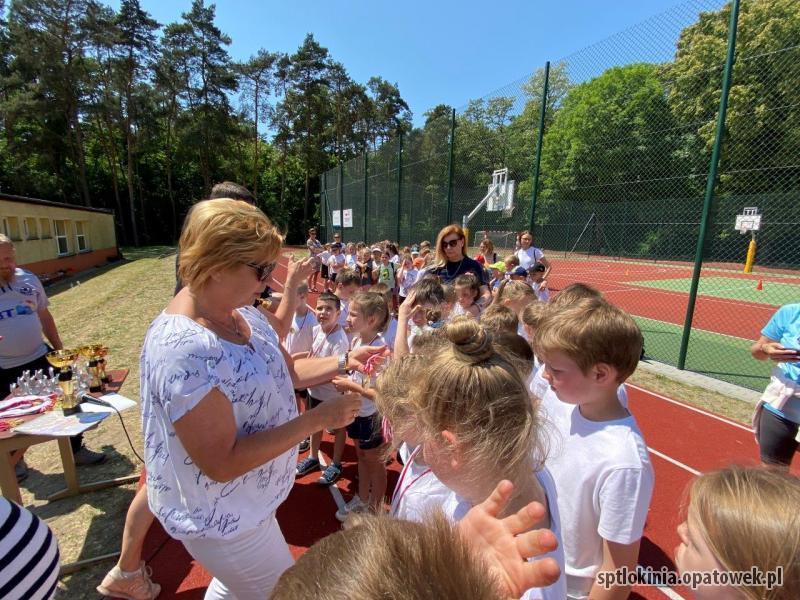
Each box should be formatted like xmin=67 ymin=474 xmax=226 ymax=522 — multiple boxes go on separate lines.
xmin=734 ymin=207 xmax=761 ymax=235
xmin=486 ymin=169 xmax=515 ymax=214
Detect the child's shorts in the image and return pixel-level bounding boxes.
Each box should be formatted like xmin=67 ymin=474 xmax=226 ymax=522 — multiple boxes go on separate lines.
xmin=329 ymin=270 xmax=339 ymax=282
xmin=295 ymin=388 xmax=308 ymax=400
xmin=321 ymin=264 xmax=329 ymax=279
xmin=306 ymin=395 xmax=323 ymax=409
xmin=347 ymin=414 xmax=384 ymax=450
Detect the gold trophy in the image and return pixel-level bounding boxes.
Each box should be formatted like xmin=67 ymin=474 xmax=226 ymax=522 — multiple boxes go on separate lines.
xmin=46 ymin=349 xmax=80 ymax=415
xmin=79 ymin=345 xmax=108 ymax=393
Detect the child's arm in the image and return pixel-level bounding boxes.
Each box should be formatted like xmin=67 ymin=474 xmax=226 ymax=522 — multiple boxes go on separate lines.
xmin=590 ymin=539 xmax=641 ymax=599
xmin=467 ymin=304 xmax=481 ymax=318
xmin=332 ymin=376 xmax=377 ymax=400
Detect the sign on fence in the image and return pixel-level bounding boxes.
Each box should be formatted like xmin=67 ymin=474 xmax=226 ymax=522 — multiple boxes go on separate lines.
xmin=332 ymin=210 xmax=341 ymax=227
xmin=343 ymin=209 xmax=353 ymax=228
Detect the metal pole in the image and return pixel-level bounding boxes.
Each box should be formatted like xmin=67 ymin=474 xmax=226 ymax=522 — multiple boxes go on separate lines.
xmin=363 ymin=151 xmax=369 ymax=244
xmin=678 ymin=0 xmax=740 ymax=370
xmin=322 ymin=171 xmax=328 ymax=242
xmin=445 ymin=108 xmax=456 ymax=224
xmin=528 ymin=61 xmax=550 ymax=235
xmin=338 ymin=162 xmax=344 ymax=243
xmin=396 ymin=133 xmax=403 ymax=243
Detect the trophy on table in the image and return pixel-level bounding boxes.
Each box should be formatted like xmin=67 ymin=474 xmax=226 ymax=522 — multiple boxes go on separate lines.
xmin=45 ymin=349 xmax=80 ymax=415
xmin=79 ymin=344 xmax=109 ymax=393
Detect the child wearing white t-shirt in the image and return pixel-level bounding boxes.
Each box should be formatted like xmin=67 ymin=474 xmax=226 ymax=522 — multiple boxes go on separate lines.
xmin=331 ymin=292 xmax=389 ymax=520
xmin=282 ymin=284 xmax=317 ymax=356
xmin=334 ymin=269 xmax=360 ymax=338
xmin=376 ymin=321 xmax=567 ymax=600
xmin=396 ymin=254 xmax=419 ymax=305
xmin=296 ymin=293 xmax=349 ymax=485
xmin=534 ymin=298 xmax=653 ymax=599
xmin=326 ymin=243 xmax=345 ymax=292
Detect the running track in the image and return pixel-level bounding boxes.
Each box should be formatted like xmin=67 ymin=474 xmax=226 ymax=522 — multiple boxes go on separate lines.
xmin=137 ymin=251 xmax=798 ymax=600
xmin=547 ymin=258 xmax=788 ymax=340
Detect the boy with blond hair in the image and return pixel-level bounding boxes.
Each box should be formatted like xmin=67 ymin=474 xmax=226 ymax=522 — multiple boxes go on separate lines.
xmin=534 ymin=298 xmax=653 ymax=599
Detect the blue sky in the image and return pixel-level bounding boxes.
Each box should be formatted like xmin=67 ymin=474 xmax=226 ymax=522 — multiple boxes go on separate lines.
xmin=126 ymin=0 xmax=693 ymax=125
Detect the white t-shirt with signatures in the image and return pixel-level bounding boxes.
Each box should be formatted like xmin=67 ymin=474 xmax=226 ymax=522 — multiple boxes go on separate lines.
xmin=141 ymin=306 xmax=298 ymax=540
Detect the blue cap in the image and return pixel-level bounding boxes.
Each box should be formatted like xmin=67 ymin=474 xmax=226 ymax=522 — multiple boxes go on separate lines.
xmin=510 ymin=266 xmax=528 ymax=278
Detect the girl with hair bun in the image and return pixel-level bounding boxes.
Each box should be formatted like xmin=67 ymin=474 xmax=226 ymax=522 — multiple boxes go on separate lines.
xmin=377 ymin=316 xmax=566 ymax=600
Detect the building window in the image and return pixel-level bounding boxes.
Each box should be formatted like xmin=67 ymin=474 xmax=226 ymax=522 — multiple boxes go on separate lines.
xmin=54 ymin=220 xmax=69 ymax=255
xmin=1 ymin=218 xmax=8 ymax=238
xmin=75 ymin=221 xmax=89 ymax=252
xmin=6 ymin=217 xmax=21 ymax=241
xmin=39 ymin=219 xmax=52 ymax=239
xmin=23 ymin=217 xmax=38 ymax=240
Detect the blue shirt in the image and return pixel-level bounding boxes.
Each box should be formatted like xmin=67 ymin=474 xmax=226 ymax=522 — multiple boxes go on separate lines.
xmin=761 ymin=303 xmax=800 ymax=423
xmin=761 ymin=303 xmax=800 ymax=383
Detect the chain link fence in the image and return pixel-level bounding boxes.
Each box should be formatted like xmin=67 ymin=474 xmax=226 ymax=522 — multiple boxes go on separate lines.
xmin=318 ymin=0 xmax=800 ymax=392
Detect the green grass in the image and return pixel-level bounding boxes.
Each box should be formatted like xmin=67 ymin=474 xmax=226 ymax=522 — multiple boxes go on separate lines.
xmin=631 ymin=276 xmax=800 ymax=306
xmin=636 ymin=316 xmax=771 ymax=391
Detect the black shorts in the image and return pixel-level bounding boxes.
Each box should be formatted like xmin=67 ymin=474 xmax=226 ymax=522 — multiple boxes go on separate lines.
xmin=321 ymin=264 xmax=329 ymax=279
xmin=757 ymin=406 xmax=799 ymax=466
xmin=295 ymin=389 xmax=308 ymax=399
xmin=346 ymin=414 xmax=384 ymax=450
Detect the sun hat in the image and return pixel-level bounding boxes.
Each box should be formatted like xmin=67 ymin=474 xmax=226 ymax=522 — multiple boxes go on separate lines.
xmin=510 ymin=266 xmax=528 ymax=278
xmin=489 ymin=261 xmax=507 ymax=273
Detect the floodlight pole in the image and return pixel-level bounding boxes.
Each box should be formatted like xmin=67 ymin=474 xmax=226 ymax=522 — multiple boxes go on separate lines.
xmin=528 ymin=61 xmax=550 ymax=234
xmin=396 ymin=133 xmax=403 ymax=243
xmin=363 ymin=150 xmax=369 ymax=244
xmin=677 ymin=0 xmax=739 ymax=370
xmin=446 ymin=108 xmax=456 ymax=224
xmin=338 ymin=162 xmax=344 ymax=243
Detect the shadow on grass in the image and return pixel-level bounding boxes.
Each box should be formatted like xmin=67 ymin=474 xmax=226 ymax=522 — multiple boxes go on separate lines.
xmin=120 ymin=245 xmax=176 ymax=261
xmin=46 ymin=246 xmax=177 ymax=296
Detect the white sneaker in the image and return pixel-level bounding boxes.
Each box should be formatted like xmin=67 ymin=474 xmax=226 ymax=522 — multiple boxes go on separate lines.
xmin=335 ymin=496 xmax=368 ymax=522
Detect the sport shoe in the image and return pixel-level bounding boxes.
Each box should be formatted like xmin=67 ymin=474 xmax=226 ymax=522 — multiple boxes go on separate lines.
xmin=97 ymin=561 xmax=161 ymax=600
xmin=298 ymin=438 xmax=310 ymax=452
xmin=335 ymin=496 xmax=368 ymax=522
xmin=74 ymin=447 xmax=107 ymax=466
xmin=295 ymin=456 xmax=320 ymax=477
xmin=317 ymin=463 xmax=342 ymax=486
xmin=15 ymin=460 xmax=28 ymax=483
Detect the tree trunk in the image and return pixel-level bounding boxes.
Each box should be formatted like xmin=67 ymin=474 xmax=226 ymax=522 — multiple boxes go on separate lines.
xmin=70 ymin=108 xmax=92 ymax=207
xmin=96 ymin=116 xmax=126 ymax=244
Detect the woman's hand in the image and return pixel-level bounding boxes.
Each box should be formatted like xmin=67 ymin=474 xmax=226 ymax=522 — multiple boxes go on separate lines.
xmin=311 ymin=393 xmax=362 ymax=429
xmin=286 ymin=255 xmax=316 ymax=286
xmin=459 ymin=480 xmax=560 ymax=598
xmin=348 ymin=345 xmax=390 ymax=373
xmin=759 ymin=341 xmax=800 ymax=362
xmin=332 ymin=376 xmax=364 ymax=395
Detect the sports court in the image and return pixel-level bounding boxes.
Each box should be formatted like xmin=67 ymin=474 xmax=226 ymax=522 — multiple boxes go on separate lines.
xmin=139 ymin=253 xmax=798 ymax=600
xmin=536 ymin=252 xmax=799 ymax=391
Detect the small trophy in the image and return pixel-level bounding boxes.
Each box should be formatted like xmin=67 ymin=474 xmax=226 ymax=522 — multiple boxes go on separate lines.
xmin=46 ymin=349 xmax=80 ymax=415
xmin=79 ymin=345 xmax=107 ymax=393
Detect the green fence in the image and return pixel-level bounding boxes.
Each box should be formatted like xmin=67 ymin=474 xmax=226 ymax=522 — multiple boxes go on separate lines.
xmin=319 ymin=0 xmax=800 ymax=392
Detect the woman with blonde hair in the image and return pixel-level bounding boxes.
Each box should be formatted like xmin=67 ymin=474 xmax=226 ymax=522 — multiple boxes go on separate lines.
xmin=424 ymin=224 xmax=491 ymax=305
xmin=138 ymin=199 xmax=384 ymax=600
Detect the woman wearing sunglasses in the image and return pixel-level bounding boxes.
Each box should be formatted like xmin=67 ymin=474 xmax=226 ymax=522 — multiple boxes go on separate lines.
xmin=426 ymin=224 xmax=492 ymax=306
xmin=138 ymin=199 xmax=385 ymax=599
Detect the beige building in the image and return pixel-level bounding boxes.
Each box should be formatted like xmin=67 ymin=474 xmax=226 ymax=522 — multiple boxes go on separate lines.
xmin=0 ymin=193 xmax=119 ymax=281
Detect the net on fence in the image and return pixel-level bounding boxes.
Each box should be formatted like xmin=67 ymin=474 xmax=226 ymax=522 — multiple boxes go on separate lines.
xmin=318 ymin=0 xmax=800 ymax=392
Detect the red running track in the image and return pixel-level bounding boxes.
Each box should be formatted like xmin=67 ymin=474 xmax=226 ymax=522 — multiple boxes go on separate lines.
xmin=135 ymin=252 xmax=797 ymax=600
xmin=547 ymin=258 xmax=784 ymax=340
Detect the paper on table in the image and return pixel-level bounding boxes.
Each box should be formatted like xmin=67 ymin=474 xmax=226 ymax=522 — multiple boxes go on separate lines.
xmin=12 ymin=410 xmax=107 ymax=437
xmin=80 ymin=393 xmax=138 ymax=414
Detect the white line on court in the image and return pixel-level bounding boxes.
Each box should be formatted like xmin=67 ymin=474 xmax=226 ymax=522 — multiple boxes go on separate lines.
xmin=648 ymin=448 xmax=702 ymax=476
xmin=627 ymin=383 xmax=753 ymax=432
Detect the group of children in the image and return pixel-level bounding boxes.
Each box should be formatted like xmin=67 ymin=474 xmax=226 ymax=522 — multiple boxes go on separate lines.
xmin=279 ymin=237 xmax=799 ymax=600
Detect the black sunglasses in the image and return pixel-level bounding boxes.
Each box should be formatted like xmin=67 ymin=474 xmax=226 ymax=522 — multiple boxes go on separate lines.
xmin=246 ymin=262 xmax=277 ymax=282
xmin=441 ymin=238 xmax=461 ymax=249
